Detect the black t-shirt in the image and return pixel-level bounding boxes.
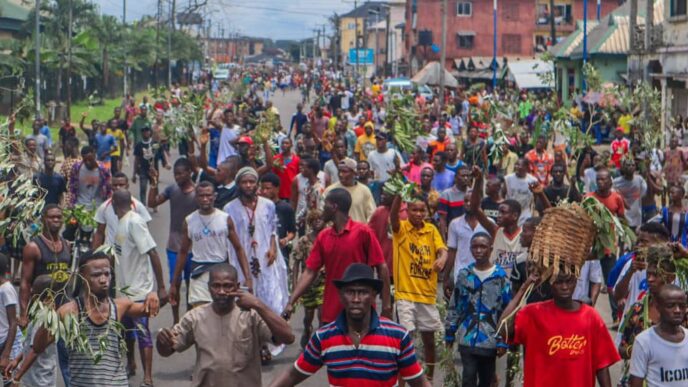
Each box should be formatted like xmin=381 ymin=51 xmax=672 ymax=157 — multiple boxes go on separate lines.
xmin=515 ymin=143 xmax=533 ymax=158
xmin=275 ymin=200 xmax=296 ymax=257
xmin=535 ymin=184 xmax=582 ymax=214
xmin=481 ymin=197 xmax=501 ymax=223
xmin=511 ymin=261 xmax=553 ymax=304
xmin=36 ymin=172 xmax=66 ymax=205
xmin=215 ymin=184 xmax=237 ymax=209
xmin=275 ymin=200 xmax=296 ymax=238
xmin=134 ymin=140 xmax=155 ymax=176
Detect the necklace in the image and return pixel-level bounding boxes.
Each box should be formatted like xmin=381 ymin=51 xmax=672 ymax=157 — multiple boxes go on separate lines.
xmin=198 ymin=210 xmax=215 ymax=236
xmin=40 ymin=234 xmax=61 ymax=256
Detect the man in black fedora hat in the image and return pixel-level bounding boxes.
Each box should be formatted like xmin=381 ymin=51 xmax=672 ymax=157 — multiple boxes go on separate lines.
xmin=270 ymin=263 xmax=430 ymax=387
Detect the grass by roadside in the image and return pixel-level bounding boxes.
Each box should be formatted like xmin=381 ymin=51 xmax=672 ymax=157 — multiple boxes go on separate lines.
xmin=9 ymin=92 xmax=148 ymax=140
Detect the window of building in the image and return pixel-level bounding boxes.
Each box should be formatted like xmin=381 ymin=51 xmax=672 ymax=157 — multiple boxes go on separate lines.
xmin=456 ymin=33 xmax=475 ymax=49
xmin=347 ymin=22 xmax=356 ymax=30
xmin=502 ymin=34 xmax=522 ymax=54
xmin=456 ymin=2 xmax=472 ymax=16
xmin=536 ymin=3 xmax=572 ymax=25
xmin=671 ymin=0 xmax=688 ymax=17
xmin=503 ymin=3 xmax=520 ymax=20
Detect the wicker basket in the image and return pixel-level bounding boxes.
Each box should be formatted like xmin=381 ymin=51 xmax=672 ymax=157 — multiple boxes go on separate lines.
xmin=528 ymin=204 xmax=597 ymax=280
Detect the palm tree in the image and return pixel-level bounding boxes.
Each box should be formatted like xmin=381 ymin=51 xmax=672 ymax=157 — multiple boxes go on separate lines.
xmin=90 ymin=15 xmax=124 ymax=93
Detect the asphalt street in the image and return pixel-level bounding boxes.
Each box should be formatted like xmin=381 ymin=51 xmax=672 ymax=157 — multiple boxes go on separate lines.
xmin=62 ymin=89 xmax=622 ymax=386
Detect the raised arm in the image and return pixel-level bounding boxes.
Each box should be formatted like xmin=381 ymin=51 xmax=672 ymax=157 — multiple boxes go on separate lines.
xmin=470 ymin=166 xmax=498 ymax=237
xmin=147 ymin=168 xmax=168 ymax=208
xmin=390 ymin=194 xmax=402 ymax=233
xmin=256 ymin=142 xmax=273 ymax=176
xmin=232 ymin=291 xmax=294 ymax=345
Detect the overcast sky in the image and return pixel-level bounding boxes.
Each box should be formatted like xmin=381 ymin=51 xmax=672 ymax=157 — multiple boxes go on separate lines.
xmin=95 ymin=0 xmax=350 ymax=40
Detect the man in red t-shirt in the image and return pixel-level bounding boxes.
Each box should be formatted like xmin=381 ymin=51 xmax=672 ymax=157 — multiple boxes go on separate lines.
xmin=524 ymin=136 xmax=554 ymax=185
xmin=282 ymin=188 xmax=392 ymax=324
xmin=500 ymin=271 xmax=621 ymax=387
xmin=585 ymin=167 xmax=625 ymax=321
xmin=610 ymin=128 xmax=630 ymax=169
xmin=272 ymin=138 xmax=300 ymax=200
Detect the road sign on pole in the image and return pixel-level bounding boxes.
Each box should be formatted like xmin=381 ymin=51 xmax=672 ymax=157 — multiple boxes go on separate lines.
xmin=349 ymin=48 xmax=374 ymax=65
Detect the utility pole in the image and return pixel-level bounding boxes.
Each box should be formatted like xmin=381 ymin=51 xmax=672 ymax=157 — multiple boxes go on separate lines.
xmin=354 ymin=0 xmax=359 ymax=85
xmin=333 ymin=13 xmax=340 ymax=69
xmin=630 ymin=0 xmax=637 ymax=82
xmin=322 ymin=24 xmax=326 ymax=60
xmin=439 ymin=0 xmax=446 ymax=107
xmin=66 ymin=0 xmax=72 ymax=119
xmin=313 ymin=28 xmax=318 ymax=60
xmin=549 ymin=0 xmax=556 ymax=46
xmin=582 ymin=0 xmax=588 ymax=92
xmin=385 ymin=8 xmax=390 ymax=76
xmin=34 ymin=0 xmax=40 ymax=117
xmin=123 ymin=0 xmax=128 ymax=98
xmin=492 ymin=0 xmax=497 ymax=90
xmin=168 ymin=0 xmax=173 ymax=87
xmin=155 ymin=0 xmax=161 ymax=88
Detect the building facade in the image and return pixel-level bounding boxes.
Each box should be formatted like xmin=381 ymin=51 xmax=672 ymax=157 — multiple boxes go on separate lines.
xmin=404 ymin=0 xmax=620 ymax=74
xmin=658 ymin=0 xmax=688 ymax=125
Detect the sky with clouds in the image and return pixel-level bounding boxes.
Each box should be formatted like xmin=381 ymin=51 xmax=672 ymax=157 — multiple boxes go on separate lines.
xmin=94 ymin=0 xmax=350 ymax=40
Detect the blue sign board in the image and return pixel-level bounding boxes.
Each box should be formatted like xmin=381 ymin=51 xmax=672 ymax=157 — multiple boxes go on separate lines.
xmin=348 ymin=48 xmax=374 ymax=65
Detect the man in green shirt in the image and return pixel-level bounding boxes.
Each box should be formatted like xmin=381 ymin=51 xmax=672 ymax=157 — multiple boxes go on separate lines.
xmin=130 ymin=106 xmax=152 ymax=146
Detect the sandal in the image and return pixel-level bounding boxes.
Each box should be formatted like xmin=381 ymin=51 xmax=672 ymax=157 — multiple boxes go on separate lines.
xmin=140 ymin=383 xmax=154 ymax=387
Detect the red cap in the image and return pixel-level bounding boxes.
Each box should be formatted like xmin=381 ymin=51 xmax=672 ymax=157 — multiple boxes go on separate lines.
xmin=238 ymin=136 xmax=254 ymax=145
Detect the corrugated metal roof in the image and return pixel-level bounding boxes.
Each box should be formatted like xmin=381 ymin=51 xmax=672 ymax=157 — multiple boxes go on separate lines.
xmin=550 ymin=20 xmax=599 ymax=58
xmin=597 ymin=16 xmax=629 ymax=54
xmin=561 ymin=0 xmax=663 ymax=59
xmin=506 ymin=60 xmax=554 ymax=89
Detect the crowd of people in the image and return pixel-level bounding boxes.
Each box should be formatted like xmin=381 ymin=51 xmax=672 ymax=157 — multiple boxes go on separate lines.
xmin=0 ymin=63 xmax=686 ymax=387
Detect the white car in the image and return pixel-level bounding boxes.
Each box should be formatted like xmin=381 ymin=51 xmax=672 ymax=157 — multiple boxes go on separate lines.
xmin=382 ymin=78 xmax=433 ymax=100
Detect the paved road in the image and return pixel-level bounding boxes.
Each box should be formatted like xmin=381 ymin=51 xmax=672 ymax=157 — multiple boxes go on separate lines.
xmin=64 ymin=89 xmax=623 ymax=386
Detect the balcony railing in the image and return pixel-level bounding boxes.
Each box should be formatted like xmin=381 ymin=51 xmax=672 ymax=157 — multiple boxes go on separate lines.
xmin=536 ymin=14 xmax=573 ymax=26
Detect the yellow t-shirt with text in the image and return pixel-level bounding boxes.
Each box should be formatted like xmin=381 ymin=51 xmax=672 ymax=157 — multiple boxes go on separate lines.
xmin=107 ymin=128 xmax=125 ymax=157
xmin=393 ymin=220 xmax=446 ymax=304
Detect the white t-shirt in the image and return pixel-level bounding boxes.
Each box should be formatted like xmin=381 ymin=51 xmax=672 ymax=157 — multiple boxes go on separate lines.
xmin=504 ymin=173 xmax=538 ymax=226
xmin=630 ymin=326 xmax=688 ymax=387
xmin=367 ymin=149 xmax=403 ymax=182
xmin=613 ymin=175 xmax=648 ymax=228
xmin=186 ymin=209 xmax=229 ymax=264
xmin=323 ymin=158 xmax=354 ymax=186
xmin=473 ymin=265 xmax=496 ymax=282
xmin=572 ymin=260 xmax=603 ymax=303
xmin=218 ymin=124 xmax=240 ymax=163
xmin=114 ymin=211 xmax=157 ymax=302
xmin=95 ymin=198 xmax=152 ymax=246
xmin=614 ymin=260 xmax=647 ymax=322
xmin=447 ymin=215 xmax=491 ymax=281
xmin=0 ymin=281 xmax=17 ymax=344
xmin=490 ymin=227 xmax=526 ymax=277
xmin=583 ymin=167 xmax=598 ymax=193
